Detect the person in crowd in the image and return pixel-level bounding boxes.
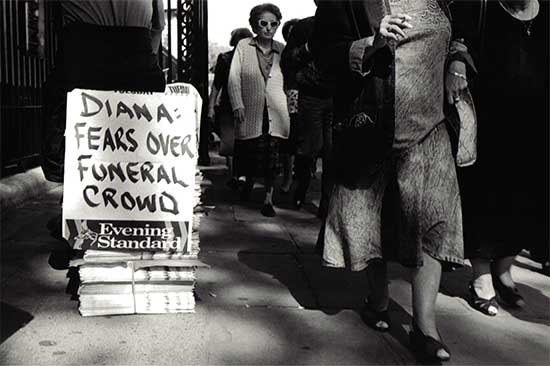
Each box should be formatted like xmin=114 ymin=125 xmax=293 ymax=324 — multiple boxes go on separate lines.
xmin=281 ymin=14 xmax=334 ymax=217
xmin=42 ymin=0 xmax=166 ymax=268
xmin=207 ymin=27 xmax=254 ymax=190
xmin=279 ymin=18 xmax=301 ymax=194
xmin=228 ymin=3 xmax=290 ymax=217
xmin=311 ymin=0 xmax=473 ymax=362
xmin=455 ymin=0 xmax=549 ymax=316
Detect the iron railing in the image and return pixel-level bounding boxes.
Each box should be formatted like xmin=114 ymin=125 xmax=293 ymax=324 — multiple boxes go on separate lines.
xmin=1 ymin=0 xmax=209 ymax=176
xmin=1 ymin=0 xmax=57 ymax=177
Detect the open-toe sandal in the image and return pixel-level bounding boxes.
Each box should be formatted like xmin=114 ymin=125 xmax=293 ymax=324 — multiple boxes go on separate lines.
xmin=469 ymin=282 xmax=499 ymax=316
xmin=361 ymin=300 xmax=391 ymax=332
xmin=409 ymin=322 xmax=451 ymax=363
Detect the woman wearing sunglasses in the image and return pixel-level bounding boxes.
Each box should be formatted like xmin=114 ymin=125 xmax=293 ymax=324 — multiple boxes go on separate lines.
xmin=228 ymin=3 xmax=290 ymax=217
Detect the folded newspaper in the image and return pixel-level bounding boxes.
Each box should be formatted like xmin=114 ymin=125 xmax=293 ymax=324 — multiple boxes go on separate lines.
xmin=79 ymin=264 xmax=196 ymax=283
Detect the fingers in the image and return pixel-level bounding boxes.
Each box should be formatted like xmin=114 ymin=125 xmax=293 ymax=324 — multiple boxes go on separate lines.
xmin=447 ymin=82 xmax=468 ymax=104
xmin=380 ymin=14 xmax=413 ymax=42
xmin=447 ymin=91 xmax=456 ymax=105
xmin=387 ymin=24 xmax=407 ymax=39
xmin=387 ymin=14 xmax=413 ymax=29
xmin=233 ymin=109 xmax=245 ymax=123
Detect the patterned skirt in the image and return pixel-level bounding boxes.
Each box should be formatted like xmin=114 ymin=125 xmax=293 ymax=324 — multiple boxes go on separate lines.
xmin=234 ymin=134 xmax=283 ymax=180
xmin=323 ymin=123 xmax=464 ymax=271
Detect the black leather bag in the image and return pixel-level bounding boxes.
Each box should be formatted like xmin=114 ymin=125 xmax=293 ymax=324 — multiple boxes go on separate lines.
xmin=332 ymin=75 xmax=393 ymax=189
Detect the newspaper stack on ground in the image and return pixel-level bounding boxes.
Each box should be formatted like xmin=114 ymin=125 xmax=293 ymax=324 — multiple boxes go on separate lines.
xmin=72 ymin=169 xmax=205 ymax=316
xmin=78 ymin=282 xmax=196 ymax=316
xmin=63 ymin=84 xmax=207 ymax=316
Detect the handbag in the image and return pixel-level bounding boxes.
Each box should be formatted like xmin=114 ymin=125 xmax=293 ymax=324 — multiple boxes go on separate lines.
xmin=329 ymin=0 xmax=394 ymax=189
xmin=332 ymin=75 xmax=394 ymax=189
xmin=446 ymin=88 xmax=478 ymax=167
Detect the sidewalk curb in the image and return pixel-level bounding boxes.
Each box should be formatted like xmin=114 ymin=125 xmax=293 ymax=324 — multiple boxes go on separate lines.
xmin=0 ymin=167 xmax=61 ymax=215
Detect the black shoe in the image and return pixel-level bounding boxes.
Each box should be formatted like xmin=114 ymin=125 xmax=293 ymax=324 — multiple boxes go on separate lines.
xmin=260 ymin=204 xmax=276 ymax=217
xmin=361 ymin=302 xmax=391 ymax=332
xmin=409 ymin=322 xmax=451 ymax=363
xmin=492 ymin=277 xmax=525 ymax=308
xmin=468 ymin=282 xmax=499 ymax=316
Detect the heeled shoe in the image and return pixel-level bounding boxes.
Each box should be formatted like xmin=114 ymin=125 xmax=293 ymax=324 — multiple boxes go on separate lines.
xmin=468 ymin=282 xmax=499 ymax=316
xmin=361 ymin=300 xmax=391 ymax=332
xmin=492 ymin=277 xmax=525 ymax=308
xmin=409 ymin=322 xmax=451 ymax=362
xmin=260 ymin=203 xmax=276 ymax=217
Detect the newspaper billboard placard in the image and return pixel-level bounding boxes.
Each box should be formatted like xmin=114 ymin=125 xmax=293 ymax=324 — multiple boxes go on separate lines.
xmin=62 ymin=85 xmax=201 ymax=253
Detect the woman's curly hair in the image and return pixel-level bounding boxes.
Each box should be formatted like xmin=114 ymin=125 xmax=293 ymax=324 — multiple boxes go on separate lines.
xmin=249 ymin=3 xmax=282 ymax=32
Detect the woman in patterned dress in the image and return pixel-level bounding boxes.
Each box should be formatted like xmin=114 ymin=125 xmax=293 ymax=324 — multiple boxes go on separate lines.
xmin=312 ymin=0 xmax=473 ymax=361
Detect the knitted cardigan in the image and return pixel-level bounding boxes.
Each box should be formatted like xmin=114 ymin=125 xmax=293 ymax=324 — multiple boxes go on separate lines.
xmin=228 ymin=37 xmax=290 ymax=140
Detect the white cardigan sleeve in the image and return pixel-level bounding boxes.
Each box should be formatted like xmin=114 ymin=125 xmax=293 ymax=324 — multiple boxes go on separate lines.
xmin=228 ymin=40 xmax=245 ymax=112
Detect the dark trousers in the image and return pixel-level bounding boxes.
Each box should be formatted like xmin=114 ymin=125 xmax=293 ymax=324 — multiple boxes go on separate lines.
xmin=294 ymin=94 xmax=334 ymax=216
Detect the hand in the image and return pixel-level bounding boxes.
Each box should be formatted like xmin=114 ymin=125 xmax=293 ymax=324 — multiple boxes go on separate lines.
xmin=374 ymin=14 xmax=413 ymax=49
xmin=233 ymin=108 xmax=245 ymax=124
xmin=445 ymin=61 xmax=468 ymax=104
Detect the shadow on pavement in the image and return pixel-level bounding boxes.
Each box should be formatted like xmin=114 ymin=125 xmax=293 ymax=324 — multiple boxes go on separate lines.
xmin=509 ymin=283 xmax=550 ymax=326
xmin=0 ymin=302 xmax=34 ymax=344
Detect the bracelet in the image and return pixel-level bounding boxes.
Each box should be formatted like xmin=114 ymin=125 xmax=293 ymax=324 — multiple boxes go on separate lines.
xmin=448 ymin=70 xmax=467 ymax=80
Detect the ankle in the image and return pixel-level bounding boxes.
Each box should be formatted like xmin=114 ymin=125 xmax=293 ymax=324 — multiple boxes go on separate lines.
xmin=413 ymin=318 xmax=440 ymax=341
xmin=494 ymin=271 xmax=516 ymax=288
xmin=472 ymin=275 xmax=496 ymax=299
xmin=366 ymin=297 xmax=388 ymax=312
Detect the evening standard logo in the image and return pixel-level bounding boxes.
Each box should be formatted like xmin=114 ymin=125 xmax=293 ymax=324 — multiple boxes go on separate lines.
xmin=87 ymin=223 xmax=183 ymax=251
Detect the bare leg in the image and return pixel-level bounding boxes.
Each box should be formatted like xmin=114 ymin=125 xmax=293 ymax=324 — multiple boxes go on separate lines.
xmin=411 ymin=252 xmax=450 ymax=360
xmin=491 ymin=255 xmax=525 ymax=307
xmin=470 ymin=257 xmax=497 ymax=299
xmin=492 ymin=256 xmax=516 ymax=288
xmin=264 ymin=185 xmax=274 ymax=205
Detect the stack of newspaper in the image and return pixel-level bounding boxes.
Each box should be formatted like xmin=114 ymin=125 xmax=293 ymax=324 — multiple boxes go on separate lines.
xmin=72 ymin=171 xmax=205 ymax=316
xmin=78 ymin=281 xmax=196 ymax=316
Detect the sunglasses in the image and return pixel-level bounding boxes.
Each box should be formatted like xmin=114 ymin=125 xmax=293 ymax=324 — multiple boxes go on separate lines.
xmin=258 ymin=20 xmax=280 ymax=28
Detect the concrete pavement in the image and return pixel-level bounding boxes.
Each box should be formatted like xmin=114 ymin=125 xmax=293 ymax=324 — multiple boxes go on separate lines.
xmin=1 ymin=153 xmax=549 ymax=365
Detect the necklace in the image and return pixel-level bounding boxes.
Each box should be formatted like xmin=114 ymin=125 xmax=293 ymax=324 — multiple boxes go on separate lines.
xmin=522 ymin=19 xmax=534 ymax=36
xmin=498 ymin=0 xmax=539 ymax=36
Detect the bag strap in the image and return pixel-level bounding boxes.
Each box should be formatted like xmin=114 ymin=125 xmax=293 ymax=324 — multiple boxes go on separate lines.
xmin=477 ymin=0 xmax=488 ymax=57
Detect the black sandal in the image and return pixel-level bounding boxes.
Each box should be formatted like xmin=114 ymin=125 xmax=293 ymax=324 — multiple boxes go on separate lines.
xmin=409 ymin=322 xmax=451 ymax=362
xmin=361 ymin=301 xmax=391 ymax=332
xmin=492 ymin=277 xmax=525 ymax=308
xmin=469 ymin=282 xmax=499 ymax=316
